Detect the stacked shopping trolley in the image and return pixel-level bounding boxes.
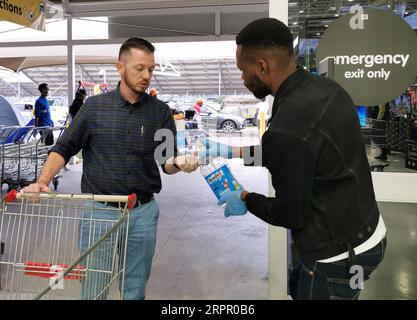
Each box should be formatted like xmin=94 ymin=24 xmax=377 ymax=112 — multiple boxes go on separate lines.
xmin=0 ymin=126 xmax=64 ymax=192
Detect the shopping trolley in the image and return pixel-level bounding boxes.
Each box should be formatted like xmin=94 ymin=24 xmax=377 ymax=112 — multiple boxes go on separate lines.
xmin=0 ymin=190 xmax=136 ymax=300
xmin=361 ymin=118 xmax=390 ymax=172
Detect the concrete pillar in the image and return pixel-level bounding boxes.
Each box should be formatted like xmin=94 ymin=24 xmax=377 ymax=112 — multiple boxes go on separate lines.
xmin=268 ymin=0 xmax=289 ymax=300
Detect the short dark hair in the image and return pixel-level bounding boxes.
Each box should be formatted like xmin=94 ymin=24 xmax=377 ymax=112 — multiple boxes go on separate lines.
xmin=236 ymin=18 xmax=294 ymax=58
xmin=38 ymin=83 xmax=48 ymax=92
xmin=118 ymin=37 xmax=155 ymax=60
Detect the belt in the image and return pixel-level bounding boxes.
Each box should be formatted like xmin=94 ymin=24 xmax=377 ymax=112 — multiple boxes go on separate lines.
xmin=98 ymin=195 xmax=153 ymax=209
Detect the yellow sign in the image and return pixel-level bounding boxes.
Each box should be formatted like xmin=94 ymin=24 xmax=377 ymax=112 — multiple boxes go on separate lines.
xmin=0 ymin=0 xmax=47 ymax=31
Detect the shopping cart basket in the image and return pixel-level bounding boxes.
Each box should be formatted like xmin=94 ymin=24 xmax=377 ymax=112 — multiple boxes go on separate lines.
xmin=1 ymin=126 xmax=65 ymax=191
xmin=0 ymin=190 xmax=136 ymax=300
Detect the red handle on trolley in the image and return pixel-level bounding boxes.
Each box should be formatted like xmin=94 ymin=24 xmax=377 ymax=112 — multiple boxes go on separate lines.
xmin=5 ymin=189 xmax=17 ymax=203
xmin=24 ymin=261 xmax=85 ymax=280
xmin=127 ymin=193 xmax=137 ymax=209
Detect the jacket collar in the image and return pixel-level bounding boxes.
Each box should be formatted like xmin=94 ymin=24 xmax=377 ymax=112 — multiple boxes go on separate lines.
xmin=274 ymin=65 xmax=309 ymax=100
xmin=269 ymin=66 xmax=310 ymax=124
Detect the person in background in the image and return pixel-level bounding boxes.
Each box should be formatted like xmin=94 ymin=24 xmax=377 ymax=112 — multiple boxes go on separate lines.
xmin=35 ymin=83 xmax=54 ymax=146
xmin=69 ymin=88 xmax=87 ymax=123
xmin=34 ymin=83 xmax=53 ymax=128
xmin=149 ymin=87 xmax=158 ymax=97
xmin=66 ymin=88 xmax=88 ymax=169
xmin=193 ymin=98 xmax=203 ymax=114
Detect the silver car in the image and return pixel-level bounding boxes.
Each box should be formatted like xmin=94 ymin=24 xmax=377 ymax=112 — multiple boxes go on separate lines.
xmin=200 ymin=105 xmax=247 ymax=133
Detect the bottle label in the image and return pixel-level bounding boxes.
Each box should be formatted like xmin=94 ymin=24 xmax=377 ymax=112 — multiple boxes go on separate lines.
xmin=203 ymin=164 xmax=241 ymax=199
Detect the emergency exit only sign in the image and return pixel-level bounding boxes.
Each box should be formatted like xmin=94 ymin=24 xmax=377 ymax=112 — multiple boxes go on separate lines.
xmin=337 ymin=53 xmax=409 ymax=81
xmin=316 ymin=8 xmax=417 ymax=106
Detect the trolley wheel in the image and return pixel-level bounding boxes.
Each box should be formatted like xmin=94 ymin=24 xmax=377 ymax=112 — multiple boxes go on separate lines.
xmin=53 ymin=178 xmax=59 ymax=191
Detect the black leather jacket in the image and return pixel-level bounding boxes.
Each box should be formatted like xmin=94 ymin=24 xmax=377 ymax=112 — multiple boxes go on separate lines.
xmin=245 ymin=67 xmax=380 ymax=261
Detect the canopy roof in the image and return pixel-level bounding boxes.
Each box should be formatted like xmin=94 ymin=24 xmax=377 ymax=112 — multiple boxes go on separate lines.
xmin=0 ymin=56 xmax=116 ymax=72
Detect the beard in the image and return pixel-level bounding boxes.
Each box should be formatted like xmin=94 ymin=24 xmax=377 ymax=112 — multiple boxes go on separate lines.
xmin=245 ymin=75 xmax=271 ymax=100
xmin=123 ymin=75 xmax=147 ymax=95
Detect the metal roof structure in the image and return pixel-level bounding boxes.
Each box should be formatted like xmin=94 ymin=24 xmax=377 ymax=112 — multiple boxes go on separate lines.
xmin=0 ymin=57 xmax=247 ymax=97
xmin=49 ymin=0 xmax=417 ymax=39
xmin=0 ymin=0 xmax=415 ymax=98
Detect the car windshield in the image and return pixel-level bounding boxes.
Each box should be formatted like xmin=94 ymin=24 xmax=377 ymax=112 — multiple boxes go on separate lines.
xmin=202 ymin=105 xmax=216 ymax=114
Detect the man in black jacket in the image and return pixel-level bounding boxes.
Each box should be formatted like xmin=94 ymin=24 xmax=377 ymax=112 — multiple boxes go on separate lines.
xmin=203 ymin=18 xmax=387 ymax=300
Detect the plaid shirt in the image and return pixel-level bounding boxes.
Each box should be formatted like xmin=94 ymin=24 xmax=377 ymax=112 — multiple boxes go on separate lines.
xmin=50 ymin=83 xmax=177 ymax=199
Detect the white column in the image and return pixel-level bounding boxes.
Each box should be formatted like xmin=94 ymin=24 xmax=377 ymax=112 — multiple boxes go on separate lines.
xmin=67 ymin=16 xmax=75 ymax=109
xmin=268 ymin=0 xmax=289 ymax=300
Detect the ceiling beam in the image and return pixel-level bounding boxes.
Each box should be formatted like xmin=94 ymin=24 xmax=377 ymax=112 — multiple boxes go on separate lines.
xmin=66 ymin=1 xmax=267 ymax=18
xmin=0 ymin=35 xmax=236 ymax=49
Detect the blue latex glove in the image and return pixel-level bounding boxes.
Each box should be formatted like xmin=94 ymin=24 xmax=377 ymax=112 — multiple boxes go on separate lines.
xmin=198 ymin=137 xmax=233 ymax=162
xmin=217 ymin=190 xmax=247 ymax=217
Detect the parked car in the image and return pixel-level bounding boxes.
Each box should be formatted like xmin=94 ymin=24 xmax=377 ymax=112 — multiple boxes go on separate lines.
xmin=199 ymin=105 xmax=246 ymax=132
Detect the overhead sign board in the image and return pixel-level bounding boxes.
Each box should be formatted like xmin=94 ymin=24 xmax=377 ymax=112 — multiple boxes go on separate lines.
xmin=317 ymin=8 xmax=417 ymax=106
xmin=0 ymin=0 xmax=47 ymax=31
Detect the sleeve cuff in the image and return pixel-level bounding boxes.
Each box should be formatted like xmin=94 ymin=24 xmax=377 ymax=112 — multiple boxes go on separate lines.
xmin=48 ymin=146 xmax=72 ymax=165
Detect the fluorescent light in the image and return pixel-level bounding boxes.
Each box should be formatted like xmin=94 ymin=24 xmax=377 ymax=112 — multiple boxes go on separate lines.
xmin=299 ymin=10 xmax=304 ymax=13
xmin=335 ymin=14 xmax=340 ymax=17
xmin=316 ymin=32 xmax=320 ymax=35
xmin=293 ymin=22 xmax=298 ymax=25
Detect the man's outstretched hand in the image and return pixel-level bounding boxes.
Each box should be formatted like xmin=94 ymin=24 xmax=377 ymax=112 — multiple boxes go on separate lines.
xmin=217 ymin=190 xmax=248 ymax=217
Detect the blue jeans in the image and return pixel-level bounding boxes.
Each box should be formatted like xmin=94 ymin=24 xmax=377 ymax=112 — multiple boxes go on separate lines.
xmin=289 ymin=237 xmax=387 ymax=300
xmin=78 ymin=199 xmax=159 ymax=300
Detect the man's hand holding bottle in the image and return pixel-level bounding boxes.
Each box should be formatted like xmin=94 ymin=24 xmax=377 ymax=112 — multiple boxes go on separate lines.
xmin=197 ymin=137 xmax=248 ymax=218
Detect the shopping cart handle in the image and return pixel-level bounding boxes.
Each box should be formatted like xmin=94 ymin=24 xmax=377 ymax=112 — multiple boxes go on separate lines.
xmin=127 ymin=194 xmax=137 ymax=209
xmin=5 ymin=189 xmax=18 ymax=203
